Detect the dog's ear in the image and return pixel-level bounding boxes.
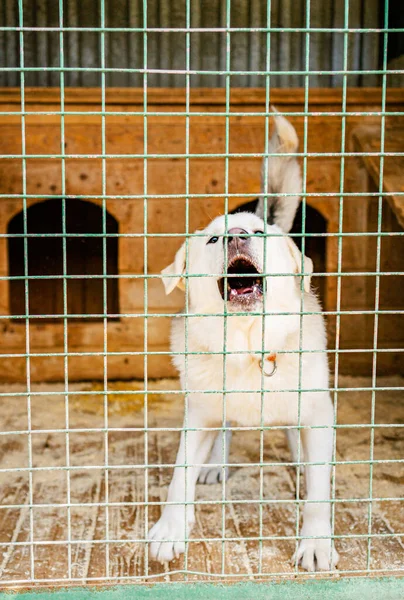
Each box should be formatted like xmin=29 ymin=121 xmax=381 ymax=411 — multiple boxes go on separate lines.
xmin=161 ymin=242 xmax=186 ymax=295
xmin=286 ymin=237 xmax=313 ymax=294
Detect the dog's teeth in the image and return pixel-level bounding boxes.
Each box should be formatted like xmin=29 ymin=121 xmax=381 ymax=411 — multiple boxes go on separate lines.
xmin=229 ymin=289 xmax=238 ymax=299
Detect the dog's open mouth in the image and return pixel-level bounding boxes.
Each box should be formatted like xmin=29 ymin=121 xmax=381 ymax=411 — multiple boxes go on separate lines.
xmin=218 ymin=256 xmax=264 ymax=303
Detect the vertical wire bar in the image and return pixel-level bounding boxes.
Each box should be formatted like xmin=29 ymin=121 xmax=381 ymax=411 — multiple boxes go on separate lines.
xmin=58 ymin=0 xmax=72 ymax=579
xmin=258 ymin=0 xmax=272 ymax=576
xmin=220 ymin=0 xmax=231 ymax=576
xmin=331 ymin=0 xmax=349 ymax=569
xmin=142 ymin=0 xmax=149 ymax=578
xmin=100 ymin=0 xmax=109 ymax=578
xmin=366 ymin=2 xmax=389 ymax=572
xmin=183 ymin=0 xmax=191 ymax=575
xmin=294 ymin=0 xmax=311 ymax=573
xmin=17 ymin=0 xmax=35 ymax=581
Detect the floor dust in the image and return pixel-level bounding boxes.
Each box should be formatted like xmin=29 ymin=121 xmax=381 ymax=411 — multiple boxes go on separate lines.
xmin=0 ymin=376 xmax=402 ymax=584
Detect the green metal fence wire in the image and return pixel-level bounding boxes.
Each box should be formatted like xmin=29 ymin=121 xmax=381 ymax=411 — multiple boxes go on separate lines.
xmin=142 ymin=0 xmax=150 ymax=580
xmin=367 ymin=1 xmax=390 ymax=572
xmin=0 ymin=0 xmax=403 ymax=590
xmin=294 ymin=0 xmax=309 ymax=574
xmin=16 ymin=0 xmax=34 ymax=581
xmin=257 ymin=2 xmax=271 ymax=575
xmin=331 ymin=0 xmax=350 ymax=574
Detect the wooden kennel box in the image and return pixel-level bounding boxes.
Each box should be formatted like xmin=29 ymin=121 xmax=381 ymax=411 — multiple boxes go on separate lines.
xmin=0 ymin=87 xmax=403 ymax=382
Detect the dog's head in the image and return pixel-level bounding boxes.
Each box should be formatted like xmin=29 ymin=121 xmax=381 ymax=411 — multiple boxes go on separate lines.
xmin=161 ymin=212 xmax=313 ymax=313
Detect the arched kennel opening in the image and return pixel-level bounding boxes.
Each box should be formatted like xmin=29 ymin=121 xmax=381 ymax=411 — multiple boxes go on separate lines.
xmin=7 ymin=199 xmax=119 ymax=320
xmin=289 ymin=204 xmax=327 ymax=306
xmin=233 ymin=200 xmax=327 ymax=307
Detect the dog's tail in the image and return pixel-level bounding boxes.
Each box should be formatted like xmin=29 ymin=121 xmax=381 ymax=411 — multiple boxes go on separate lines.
xmin=255 ymin=107 xmax=302 ymax=233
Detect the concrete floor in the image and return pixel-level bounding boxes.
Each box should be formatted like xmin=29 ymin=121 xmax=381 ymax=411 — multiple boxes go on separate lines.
xmin=0 ymin=376 xmax=403 ymax=585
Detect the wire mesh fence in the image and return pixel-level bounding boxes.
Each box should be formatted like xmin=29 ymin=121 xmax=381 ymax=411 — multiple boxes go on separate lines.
xmin=1 ymin=0 xmax=401 ymax=88
xmin=0 ymin=0 xmax=403 ymax=592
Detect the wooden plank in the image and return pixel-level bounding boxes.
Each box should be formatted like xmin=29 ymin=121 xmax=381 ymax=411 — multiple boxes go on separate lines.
xmin=289 ymin=0 xmax=303 ymax=89
xmin=4 ymin=1 xmax=18 ymax=88
xmin=170 ymin=1 xmax=186 ymax=89
xmin=70 ymin=475 xmax=103 ymax=581
xmin=107 ymin=0 xmax=129 ymax=88
xmin=361 ymin=0 xmax=380 ymax=88
xmin=189 ymin=0 xmax=201 ymax=89
xmin=199 ymin=1 xmax=221 ymax=89
xmin=309 ymin=0 xmax=332 ymax=88
xmin=45 ymin=0 xmax=60 ymax=88
xmin=0 ymin=476 xmax=29 ymax=581
xmin=146 ymin=1 xmax=160 ymax=89
xmin=78 ymin=0 xmax=100 ymax=88
xmin=1 ymin=87 xmax=404 ymax=106
xmin=230 ymin=0 xmax=250 ymax=89
xmin=66 ymin=0 xmax=80 ymax=87
xmin=352 ymin=122 xmax=404 ymax=229
xmin=0 ymin=6 xmax=5 ymax=88
xmin=278 ymin=0 xmax=293 ymax=89
xmin=127 ymin=1 xmax=142 ymax=89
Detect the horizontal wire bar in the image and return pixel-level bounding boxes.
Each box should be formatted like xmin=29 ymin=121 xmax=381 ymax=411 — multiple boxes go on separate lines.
xmin=0 ymin=26 xmax=403 ymax=33
xmin=1 ymin=270 xmax=403 ymax=281
xmin=1 ymin=191 xmax=404 ymax=200
xmin=2 ymin=232 xmax=404 ymax=240
xmin=0 ymin=457 xmax=403 ymax=474
xmin=1 ymin=347 xmax=403 ymax=359
xmin=1 ymin=495 xmax=403 ymax=510
xmin=0 ymin=386 xmax=402 ymax=398
xmin=1 ymin=422 xmax=404 ymax=438
xmin=1 ymin=67 xmax=403 ymax=75
xmin=0 ymin=530 xmax=402 ymax=550
xmin=2 ymin=309 xmax=404 ymax=322
xmin=2 ymin=151 xmax=404 ymax=159
xmin=1 ymin=110 xmax=404 ymax=118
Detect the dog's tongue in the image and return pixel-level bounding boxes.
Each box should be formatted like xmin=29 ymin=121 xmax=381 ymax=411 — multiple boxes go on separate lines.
xmin=229 ymin=287 xmax=253 ymax=298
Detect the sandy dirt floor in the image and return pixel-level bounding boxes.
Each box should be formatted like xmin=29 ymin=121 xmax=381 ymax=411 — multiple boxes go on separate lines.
xmin=0 ymin=375 xmax=403 ymax=585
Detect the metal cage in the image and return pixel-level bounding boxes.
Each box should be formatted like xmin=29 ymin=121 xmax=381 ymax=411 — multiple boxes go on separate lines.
xmin=0 ymin=0 xmax=403 ymax=598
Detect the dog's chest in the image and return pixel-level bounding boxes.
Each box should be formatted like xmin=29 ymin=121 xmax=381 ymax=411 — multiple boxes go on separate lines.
xmin=188 ymin=324 xmax=299 ymax=426
xmin=196 ymin=352 xmax=297 ymax=426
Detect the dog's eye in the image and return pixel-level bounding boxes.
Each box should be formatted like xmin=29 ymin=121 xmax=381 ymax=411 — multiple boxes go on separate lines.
xmin=207 ymin=236 xmax=219 ymax=244
xmin=255 ymin=230 xmax=264 ymax=235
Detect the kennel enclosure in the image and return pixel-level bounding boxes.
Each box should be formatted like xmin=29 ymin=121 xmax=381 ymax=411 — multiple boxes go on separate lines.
xmin=0 ymin=0 xmax=403 ymax=596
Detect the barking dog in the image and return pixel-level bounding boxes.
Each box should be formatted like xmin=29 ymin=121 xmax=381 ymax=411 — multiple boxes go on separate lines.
xmin=148 ymin=112 xmax=339 ymax=572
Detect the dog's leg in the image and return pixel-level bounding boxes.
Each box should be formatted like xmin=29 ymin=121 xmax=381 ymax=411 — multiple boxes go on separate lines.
xmin=148 ymin=408 xmax=215 ymax=563
xmin=294 ymin=398 xmax=339 ymax=571
xmin=286 ymin=429 xmax=304 ymax=474
xmin=198 ymin=423 xmax=232 ymax=484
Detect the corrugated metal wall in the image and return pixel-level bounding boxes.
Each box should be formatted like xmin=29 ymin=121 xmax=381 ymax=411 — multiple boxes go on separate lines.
xmin=0 ymin=0 xmax=397 ymax=88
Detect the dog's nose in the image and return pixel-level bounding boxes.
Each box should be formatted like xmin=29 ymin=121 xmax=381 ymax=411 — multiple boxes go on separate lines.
xmin=227 ymin=227 xmax=248 ymax=244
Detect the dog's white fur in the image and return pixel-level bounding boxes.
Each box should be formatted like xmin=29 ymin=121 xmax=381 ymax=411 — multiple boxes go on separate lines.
xmin=148 ymin=114 xmax=339 ymax=572
xmin=256 ymin=108 xmax=302 ymax=232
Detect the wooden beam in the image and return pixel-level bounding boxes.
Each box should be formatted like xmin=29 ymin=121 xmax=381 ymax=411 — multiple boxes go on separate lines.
xmin=0 ymin=87 xmax=403 ymax=106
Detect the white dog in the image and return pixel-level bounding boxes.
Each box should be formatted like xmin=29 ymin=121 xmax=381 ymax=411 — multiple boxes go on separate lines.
xmin=148 ymin=113 xmax=339 ymax=572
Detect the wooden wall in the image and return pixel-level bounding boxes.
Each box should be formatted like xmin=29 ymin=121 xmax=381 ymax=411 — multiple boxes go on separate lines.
xmin=0 ymin=87 xmax=403 ymax=381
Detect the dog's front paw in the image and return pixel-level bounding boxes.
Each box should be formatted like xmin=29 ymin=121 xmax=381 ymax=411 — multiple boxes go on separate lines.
xmin=198 ymin=464 xmax=229 ymax=484
xmin=148 ymin=510 xmax=194 ymax=564
xmin=294 ymin=521 xmax=339 ymax=571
